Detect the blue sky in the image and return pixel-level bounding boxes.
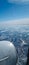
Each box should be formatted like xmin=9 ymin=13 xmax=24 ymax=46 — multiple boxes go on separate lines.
xmin=0 ymin=0 xmax=29 ymax=22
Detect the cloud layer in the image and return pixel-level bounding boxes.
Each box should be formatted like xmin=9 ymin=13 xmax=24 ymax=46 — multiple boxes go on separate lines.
xmin=0 ymin=18 xmax=29 ymax=28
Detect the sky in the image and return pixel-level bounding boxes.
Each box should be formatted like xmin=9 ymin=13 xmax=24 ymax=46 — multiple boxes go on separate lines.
xmin=0 ymin=0 xmax=29 ymax=24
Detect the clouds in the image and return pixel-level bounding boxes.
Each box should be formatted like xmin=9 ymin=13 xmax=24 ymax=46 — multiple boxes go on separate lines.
xmin=8 ymin=0 xmax=29 ymax=3
xmin=0 ymin=0 xmax=29 ymax=4
xmin=1 ymin=0 xmax=29 ymax=3
xmin=0 ymin=18 xmax=29 ymax=28
xmin=0 ymin=0 xmax=29 ymax=3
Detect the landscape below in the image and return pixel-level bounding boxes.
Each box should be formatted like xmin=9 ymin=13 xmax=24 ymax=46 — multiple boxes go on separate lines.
xmin=0 ymin=25 xmax=29 ymax=65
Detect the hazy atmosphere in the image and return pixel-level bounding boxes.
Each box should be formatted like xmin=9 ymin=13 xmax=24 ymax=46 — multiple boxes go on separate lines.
xmin=0 ymin=0 xmax=29 ymax=65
